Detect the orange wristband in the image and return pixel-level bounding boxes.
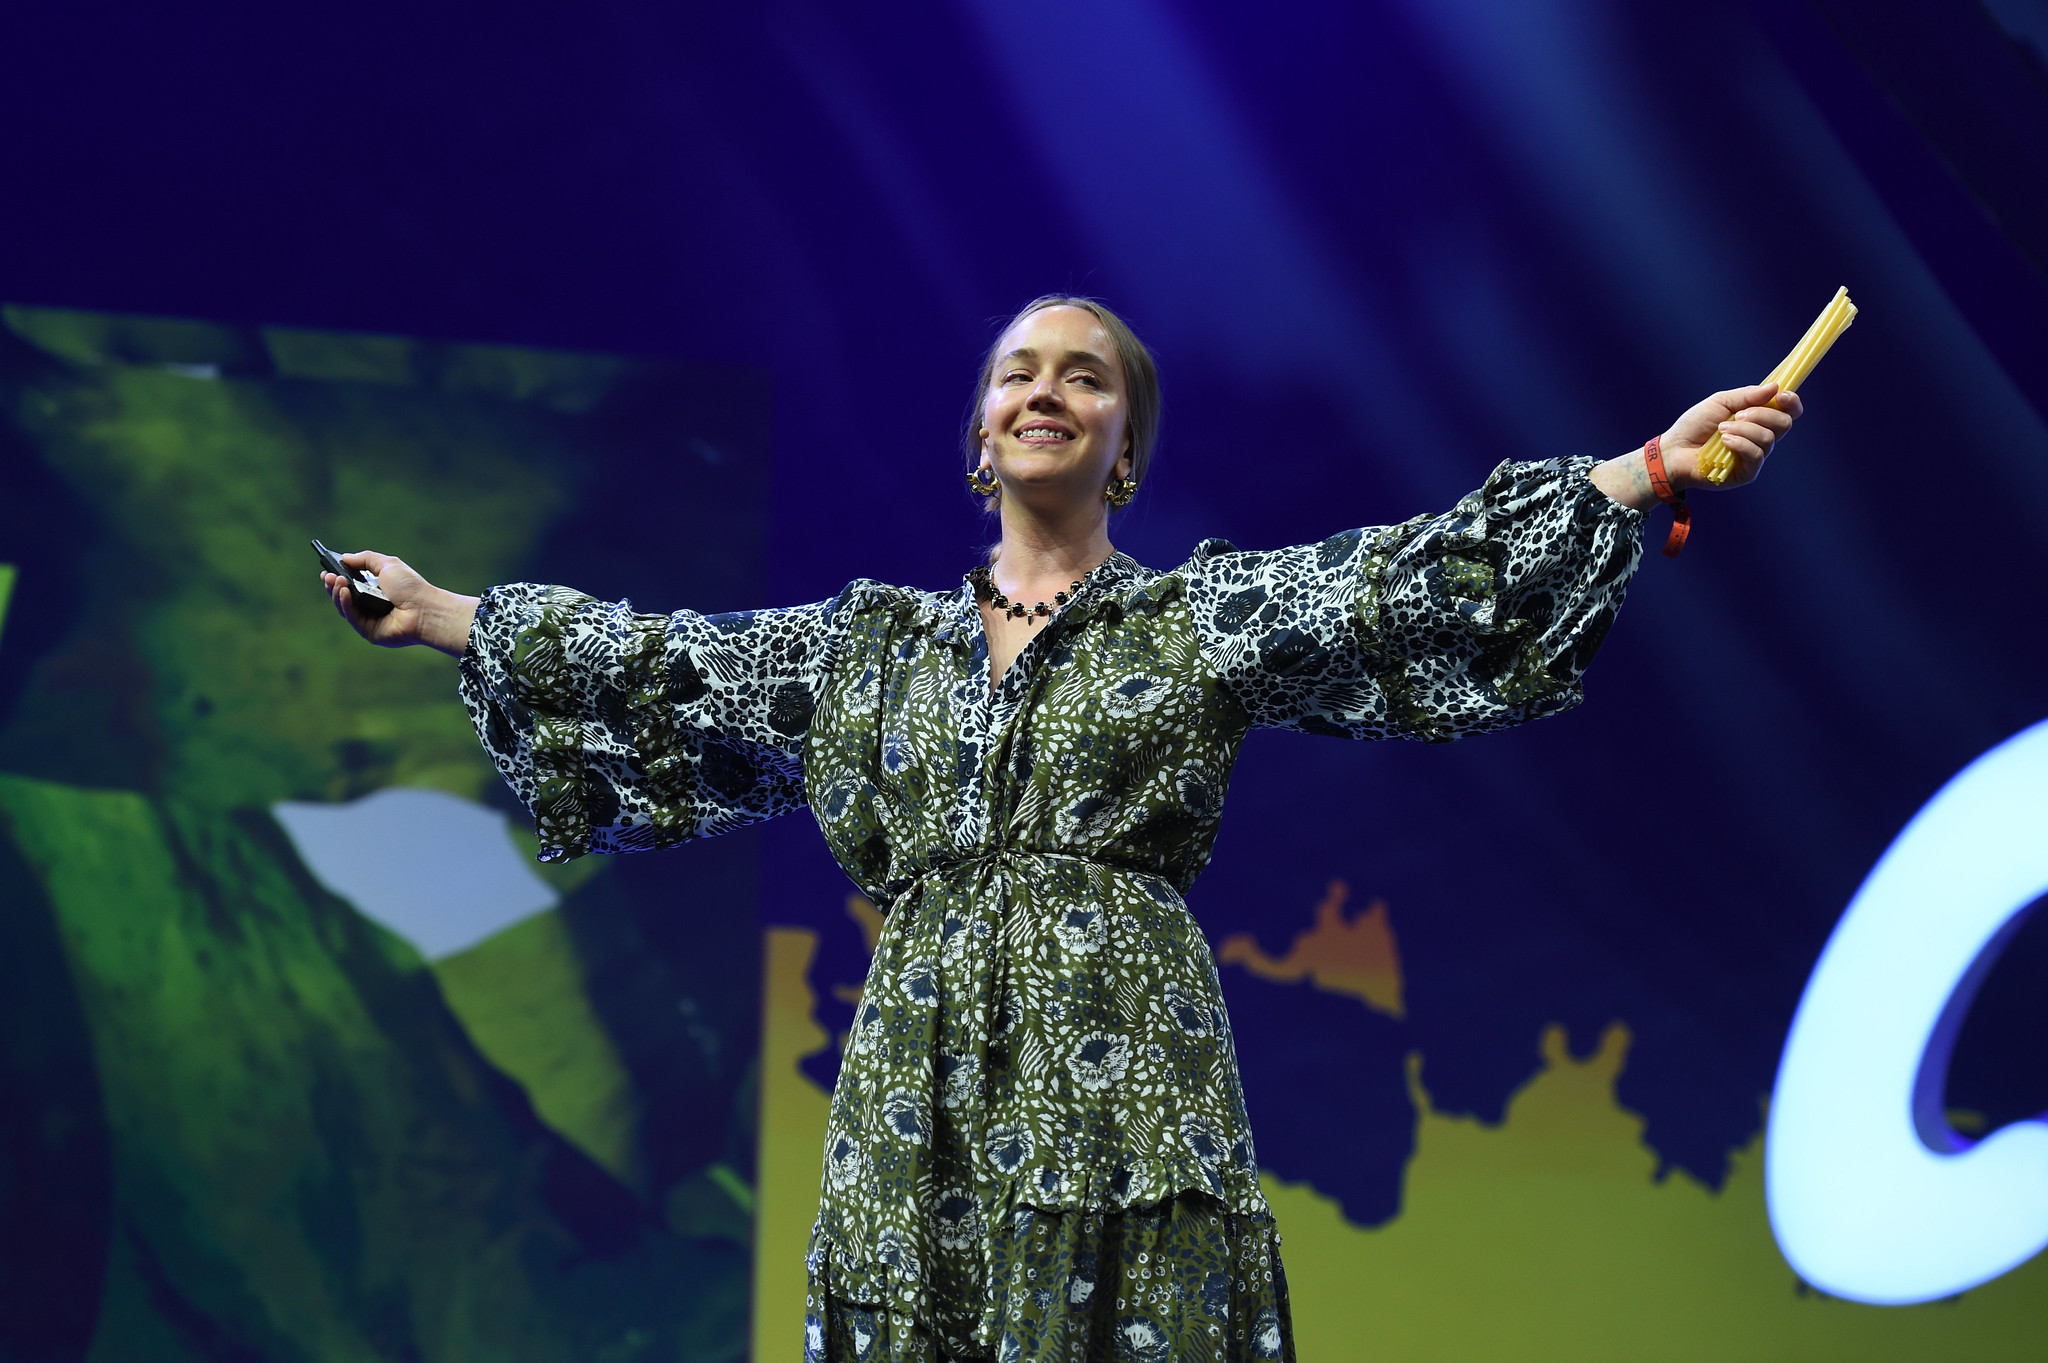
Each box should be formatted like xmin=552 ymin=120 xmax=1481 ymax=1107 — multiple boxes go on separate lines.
xmin=1643 ymin=436 xmax=1690 ymax=558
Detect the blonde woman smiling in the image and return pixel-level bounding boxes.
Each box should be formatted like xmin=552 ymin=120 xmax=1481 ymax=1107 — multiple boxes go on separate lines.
xmin=325 ymin=295 xmax=1797 ymax=1362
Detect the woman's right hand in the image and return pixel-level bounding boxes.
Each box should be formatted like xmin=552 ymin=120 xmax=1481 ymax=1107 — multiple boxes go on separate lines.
xmin=320 ymin=550 xmax=480 ymax=657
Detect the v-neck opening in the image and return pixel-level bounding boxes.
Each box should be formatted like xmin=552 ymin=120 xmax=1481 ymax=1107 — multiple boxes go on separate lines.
xmin=942 ymin=553 xmax=1143 ymax=855
xmin=962 ymin=553 xmax=1137 ymax=698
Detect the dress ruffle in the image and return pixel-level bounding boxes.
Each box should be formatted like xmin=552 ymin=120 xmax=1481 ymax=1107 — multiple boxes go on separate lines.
xmin=806 ymin=1195 xmax=1294 ymax=1362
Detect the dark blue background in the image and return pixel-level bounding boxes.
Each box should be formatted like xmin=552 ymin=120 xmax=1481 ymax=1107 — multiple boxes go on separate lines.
xmin=6 ymin=0 xmax=2046 ymax=1231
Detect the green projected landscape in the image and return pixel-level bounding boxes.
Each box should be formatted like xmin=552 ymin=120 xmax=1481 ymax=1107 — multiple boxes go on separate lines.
xmin=0 ymin=308 xmax=768 ymax=1363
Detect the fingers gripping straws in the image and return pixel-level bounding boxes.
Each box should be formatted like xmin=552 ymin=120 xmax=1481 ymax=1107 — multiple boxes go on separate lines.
xmin=1696 ymin=287 xmax=1857 ymax=486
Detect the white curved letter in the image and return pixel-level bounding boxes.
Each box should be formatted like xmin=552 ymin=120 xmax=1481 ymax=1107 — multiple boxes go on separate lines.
xmin=1768 ymin=719 xmax=2048 ymax=1304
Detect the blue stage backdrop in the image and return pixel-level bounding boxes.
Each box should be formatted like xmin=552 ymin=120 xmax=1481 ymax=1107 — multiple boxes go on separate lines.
xmin=4 ymin=0 xmax=2048 ymax=1359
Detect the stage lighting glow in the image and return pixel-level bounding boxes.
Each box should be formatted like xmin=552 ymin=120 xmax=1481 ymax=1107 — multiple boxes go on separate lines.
xmin=1767 ymin=719 xmax=2048 ymax=1304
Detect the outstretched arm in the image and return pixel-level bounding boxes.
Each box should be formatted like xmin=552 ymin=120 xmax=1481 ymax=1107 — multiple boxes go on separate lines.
xmin=320 ymin=550 xmax=479 ymax=656
xmin=1590 ymin=382 xmax=1805 ymax=511
xmin=1184 ymin=456 xmax=1643 ymax=742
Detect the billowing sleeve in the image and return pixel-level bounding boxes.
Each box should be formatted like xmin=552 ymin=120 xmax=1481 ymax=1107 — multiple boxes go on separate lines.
xmin=1182 ymin=456 xmax=1644 ymax=741
xmin=457 ymin=582 xmax=837 ymax=861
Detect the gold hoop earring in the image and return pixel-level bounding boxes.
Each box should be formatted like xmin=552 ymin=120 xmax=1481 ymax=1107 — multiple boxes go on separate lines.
xmin=1104 ymin=476 xmax=1139 ymax=508
xmin=968 ymin=466 xmax=1000 ymax=498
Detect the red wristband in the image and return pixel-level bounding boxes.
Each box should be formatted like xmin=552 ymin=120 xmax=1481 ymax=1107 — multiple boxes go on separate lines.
xmin=1643 ymin=436 xmax=1690 ymax=558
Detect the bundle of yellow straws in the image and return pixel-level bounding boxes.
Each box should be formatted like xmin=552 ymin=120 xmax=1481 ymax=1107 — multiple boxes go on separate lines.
xmin=1695 ymin=286 xmax=1857 ymax=485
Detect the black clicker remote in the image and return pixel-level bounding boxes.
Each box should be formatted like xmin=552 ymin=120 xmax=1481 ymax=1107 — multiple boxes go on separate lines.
xmin=312 ymin=539 xmax=394 ymax=616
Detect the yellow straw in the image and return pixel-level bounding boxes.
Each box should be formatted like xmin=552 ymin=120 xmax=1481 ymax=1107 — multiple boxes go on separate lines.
xmin=1776 ymin=289 xmax=1851 ymax=391
xmin=1764 ymin=293 xmax=1837 ymax=389
xmin=1696 ymin=287 xmax=1855 ymax=485
xmin=1763 ymin=290 xmax=1840 ymax=388
xmin=1784 ymin=294 xmax=1855 ymax=390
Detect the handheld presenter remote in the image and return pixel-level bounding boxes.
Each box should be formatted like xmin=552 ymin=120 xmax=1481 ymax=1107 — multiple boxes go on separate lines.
xmin=312 ymin=539 xmax=394 ymax=616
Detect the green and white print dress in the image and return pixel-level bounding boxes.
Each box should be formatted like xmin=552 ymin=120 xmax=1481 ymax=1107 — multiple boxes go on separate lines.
xmin=458 ymin=456 xmax=1645 ymax=1362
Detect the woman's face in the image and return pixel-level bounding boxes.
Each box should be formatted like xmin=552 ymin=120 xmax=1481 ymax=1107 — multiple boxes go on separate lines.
xmin=977 ymin=306 xmax=1131 ymax=502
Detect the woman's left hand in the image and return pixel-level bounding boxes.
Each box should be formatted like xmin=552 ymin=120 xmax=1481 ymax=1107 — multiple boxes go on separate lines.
xmin=1591 ymin=382 xmax=1805 ymax=511
xmin=1658 ymin=382 xmax=1803 ymax=491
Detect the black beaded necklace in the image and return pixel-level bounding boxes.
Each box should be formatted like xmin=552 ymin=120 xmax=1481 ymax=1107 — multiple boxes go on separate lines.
xmin=970 ymin=563 xmax=1083 ymax=623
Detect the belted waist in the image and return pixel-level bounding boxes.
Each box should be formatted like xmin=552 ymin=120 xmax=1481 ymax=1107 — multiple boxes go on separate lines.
xmin=870 ymin=845 xmax=1172 ymax=913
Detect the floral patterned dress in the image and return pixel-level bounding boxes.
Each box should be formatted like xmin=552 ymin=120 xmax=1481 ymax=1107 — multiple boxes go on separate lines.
xmin=457 ymin=457 xmax=1644 ymax=1362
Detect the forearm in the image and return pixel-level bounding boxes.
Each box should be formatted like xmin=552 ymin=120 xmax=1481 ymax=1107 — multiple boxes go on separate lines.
xmin=420 ymin=588 xmax=481 ymax=657
xmin=1589 ymin=447 xmax=1659 ymax=513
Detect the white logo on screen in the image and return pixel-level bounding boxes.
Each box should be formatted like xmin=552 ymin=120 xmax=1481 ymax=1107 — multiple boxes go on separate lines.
xmin=1768 ymin=718 xmax=2048 ymax=1304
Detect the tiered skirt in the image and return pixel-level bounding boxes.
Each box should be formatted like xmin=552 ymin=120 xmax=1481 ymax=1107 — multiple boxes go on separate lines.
xmin=805 ymin=1194 xmax=1294 ymax=1362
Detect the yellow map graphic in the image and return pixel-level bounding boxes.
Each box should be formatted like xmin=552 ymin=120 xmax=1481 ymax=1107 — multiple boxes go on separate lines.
xmin=754 ymin=926 xmax=835 ymax=1357
xmin=1217 ymin=878 xmax=1404 ymax=1018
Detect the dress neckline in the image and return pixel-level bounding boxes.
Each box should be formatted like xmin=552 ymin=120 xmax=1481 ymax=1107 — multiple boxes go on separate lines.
xmin=958 ymin=552 xmax=1143 ymax=696
xmin=952 ymin=550 xmax=1142 ymax=620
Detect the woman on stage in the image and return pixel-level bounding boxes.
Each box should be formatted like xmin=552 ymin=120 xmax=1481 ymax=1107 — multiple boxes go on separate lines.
xmin=323 ymin=296 xmax=1798 ymax=1362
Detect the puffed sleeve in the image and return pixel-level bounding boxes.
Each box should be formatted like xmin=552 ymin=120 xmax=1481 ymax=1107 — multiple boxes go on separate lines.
xmin=457 ymin=582 xmax=838 ymax=861
xmin=1182 ymin=456 xmax=1644 ymax=741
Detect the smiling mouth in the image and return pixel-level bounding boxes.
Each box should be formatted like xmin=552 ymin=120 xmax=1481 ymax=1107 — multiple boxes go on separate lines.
xmin=1014 ymin=425 xmax=1074 ymax=442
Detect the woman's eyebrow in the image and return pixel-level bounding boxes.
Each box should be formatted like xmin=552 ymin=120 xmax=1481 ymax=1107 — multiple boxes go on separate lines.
xmin=1061 ymin=350 xmax=1112 ymax=370
xmin=997 ymin=347 xmax=1113 ymax=370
